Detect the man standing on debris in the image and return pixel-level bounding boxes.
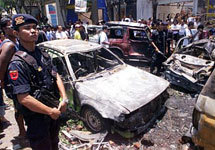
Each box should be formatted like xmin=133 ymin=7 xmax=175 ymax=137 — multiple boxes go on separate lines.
xmin=5 ymin=14 xmax=68 ymax=150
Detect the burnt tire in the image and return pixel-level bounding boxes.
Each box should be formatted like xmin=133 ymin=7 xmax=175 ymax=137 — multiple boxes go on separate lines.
xmin=81 ymin=106 xmax=110 ymax=133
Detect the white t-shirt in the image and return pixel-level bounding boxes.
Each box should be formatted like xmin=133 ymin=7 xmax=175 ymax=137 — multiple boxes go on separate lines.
xmin=179 ymin=24 xmax=188 ymax=36
xmin=171 ymin=24 xmax=181 ymax=34
xmin=99 ymin=31 xmax=109 ymax=48
xmin=55 ymin=31 xmax=68 ymax=39
xmin=183 ymin=28 xmax=198 ymax=46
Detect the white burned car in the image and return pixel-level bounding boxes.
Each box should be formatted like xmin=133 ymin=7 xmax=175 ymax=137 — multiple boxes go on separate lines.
xmin=164 ymin=39 xmax=215 ymax=92
xmin=38 ymin=39 xmax=169 ymax=135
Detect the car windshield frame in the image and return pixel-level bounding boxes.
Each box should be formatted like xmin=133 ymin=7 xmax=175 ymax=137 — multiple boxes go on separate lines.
xmin=66 ymin=47 xmax=124 ymax=81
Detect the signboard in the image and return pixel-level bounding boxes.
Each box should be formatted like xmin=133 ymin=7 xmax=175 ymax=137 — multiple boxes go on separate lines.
xmin=158 ymin=0 xmax=193 ymax=5
xmin=75 ymin=0 xmax=87 ymax=13
xmin=45 ymin=3 xmax=58 ymax=26
xmin=207 ymin=0 xmax=215 ymax=17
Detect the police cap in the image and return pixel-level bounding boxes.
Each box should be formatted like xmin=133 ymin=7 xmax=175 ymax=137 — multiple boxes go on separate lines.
xmin=12 ymin=14 xmax=38 ymax=30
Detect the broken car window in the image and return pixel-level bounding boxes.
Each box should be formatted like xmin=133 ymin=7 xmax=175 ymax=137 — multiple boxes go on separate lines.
xmin=68 ymin=48 xmax=121 ymax=79
xmin=45 ymin=49 xmax=69 ymax=78
xmin=109 ymin=28 xmax=124 ymax=39
xmin=129 ymin=29 xmax=148 ymax=41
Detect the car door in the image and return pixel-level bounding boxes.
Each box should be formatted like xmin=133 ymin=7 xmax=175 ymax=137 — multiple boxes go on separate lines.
xmin=44 ymin=48 xmax=74 ymax=106
xmin=128 ymin=28 xmax=153 ymax=58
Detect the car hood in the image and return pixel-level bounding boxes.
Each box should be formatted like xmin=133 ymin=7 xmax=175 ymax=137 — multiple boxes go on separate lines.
xmin=75 ymin=65 xmax=169 ymax=120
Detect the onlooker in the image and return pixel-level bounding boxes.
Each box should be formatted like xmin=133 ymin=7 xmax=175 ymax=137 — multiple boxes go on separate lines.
xmin=36 ymin=26 xmax=48 ymax=44
xmin=99 ymin=25 xmax=109 ymax=48
xmin=51 ymin=26 xmax=57 ymax=40
xmin=183 ymin=21 xmax=195 ymax=46
xmin=46 ymin=26 xmax=53 ymax=41
xmin=74 ymin=24 xmax=82 ymax=40
xmin=179 ymin=20 xmax=188 ymax=38
xmin=194 ymin=24 xmax=207 ymax=41
xmin=80 ymin=25 xmax=88 ymax=41
xmin=0 ymin=16 xmax=22 ymax=134
xmin=171 ymin=20 xmax=181 ymax=46
xmin=55 ymin=25 xmax=68 ymax=40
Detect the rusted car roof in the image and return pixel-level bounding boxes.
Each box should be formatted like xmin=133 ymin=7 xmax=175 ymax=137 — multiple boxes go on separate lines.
xmin=38 ymin=39 xmax=102 ymax=54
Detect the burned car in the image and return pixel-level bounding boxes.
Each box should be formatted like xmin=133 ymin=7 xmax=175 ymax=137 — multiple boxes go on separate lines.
xmin=38 ymin=39 xmax=169 ymax=135
xmin=106 ymin=21 xmax=153 ymax=62
xmin=163 ymin=38 xmax=215 ymax=92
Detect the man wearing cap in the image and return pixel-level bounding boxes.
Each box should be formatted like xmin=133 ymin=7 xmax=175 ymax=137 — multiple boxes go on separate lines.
xmin=5 ymin=14 xmax=68 ymax=150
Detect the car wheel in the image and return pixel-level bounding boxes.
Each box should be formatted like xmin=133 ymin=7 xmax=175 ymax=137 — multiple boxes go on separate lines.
xmin=81 ymin=106 xmax=110 ymax=133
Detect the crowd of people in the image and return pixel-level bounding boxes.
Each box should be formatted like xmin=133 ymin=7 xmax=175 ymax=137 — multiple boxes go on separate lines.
xmin=0 ymin=11 xmax=215 ymax=149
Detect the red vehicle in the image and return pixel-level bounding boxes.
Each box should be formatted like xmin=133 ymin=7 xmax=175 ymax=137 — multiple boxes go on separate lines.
xmin=107 ymin=21 xmax=153 ymax=62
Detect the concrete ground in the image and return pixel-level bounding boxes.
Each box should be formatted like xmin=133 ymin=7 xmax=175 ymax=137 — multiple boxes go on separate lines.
xmin=0 ymin=106 xmax=31 ymax=150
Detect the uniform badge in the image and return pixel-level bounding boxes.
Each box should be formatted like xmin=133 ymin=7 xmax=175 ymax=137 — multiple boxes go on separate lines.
xmin=9 ymin=70 xmax=19 ymax=80
xmin=15 ymin=16 xmax=25 ymax=25
xmin=38 ymin=66 xmax=42 ymax=72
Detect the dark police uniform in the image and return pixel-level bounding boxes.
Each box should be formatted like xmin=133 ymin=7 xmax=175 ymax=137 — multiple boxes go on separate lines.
xmin=163 ymin=29 xmax=173 ymax=57
xmin=5 ymin=44 xmax=60 ymax=150
xmin=150 ymin=29 xmax=167 ymax=75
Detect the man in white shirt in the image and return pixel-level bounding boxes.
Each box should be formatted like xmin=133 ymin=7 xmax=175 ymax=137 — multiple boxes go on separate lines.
xmin=55 ymin=25 xmax=68 ymax=40
xmin=183 ymin=22 xmax=195 ymax=46
xmin=99 ymin=25 xmax=109 ymax=48
xmin=171 ymin=20 xmax=181 ymax=45
xmin=179 ymin=20 xmax=188 ymax=38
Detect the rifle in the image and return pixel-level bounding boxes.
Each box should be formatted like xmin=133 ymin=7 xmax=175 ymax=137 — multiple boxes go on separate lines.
xmin=35 ymin=87 xmax=86 ymax=122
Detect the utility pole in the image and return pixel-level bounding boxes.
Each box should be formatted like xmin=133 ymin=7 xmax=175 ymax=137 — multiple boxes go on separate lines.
xmin=152 ymin=0 xmax=158 ymax=22
xmin=193 ymin=0 xmax=198 ymax=15
xmin=91 ymin=0 xmax=98 ymax=24
xmin=118 ymin=0 xmax=121 ymax=21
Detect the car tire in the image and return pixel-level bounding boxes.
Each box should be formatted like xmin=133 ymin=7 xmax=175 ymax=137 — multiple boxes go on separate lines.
xmin=81 ymin=106 xmax=110 ymax=133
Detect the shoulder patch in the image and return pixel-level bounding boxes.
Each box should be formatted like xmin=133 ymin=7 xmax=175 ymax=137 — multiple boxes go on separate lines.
xmin=9 ymin=70 xmax=19 ymax=80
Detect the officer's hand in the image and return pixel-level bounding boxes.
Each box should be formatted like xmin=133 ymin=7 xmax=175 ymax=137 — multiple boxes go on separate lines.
xmin=155 ymin=48 xmax=160 ymax=52
xmin=58 ymin=101 xmax=67 ymax=113
xmin=50 ymin=108 xmax=61 ymax=120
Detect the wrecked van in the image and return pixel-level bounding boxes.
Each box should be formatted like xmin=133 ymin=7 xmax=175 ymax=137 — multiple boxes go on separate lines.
xmin=163 ymin=38 xmax=215 ymax=92
xmin=189 ymin=68 xmax=215 ymax=149
xmin=38 ymin=39 xmax=169 ymax=134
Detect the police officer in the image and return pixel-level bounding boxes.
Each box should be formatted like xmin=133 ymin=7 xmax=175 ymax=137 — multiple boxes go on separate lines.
xmin=150 ymin=21 xmax=167 ymax=76
xmin=5 ymin=14 xmax=68 ymax=150
xmin=162 ymin=21 xmax=173 ymax=57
